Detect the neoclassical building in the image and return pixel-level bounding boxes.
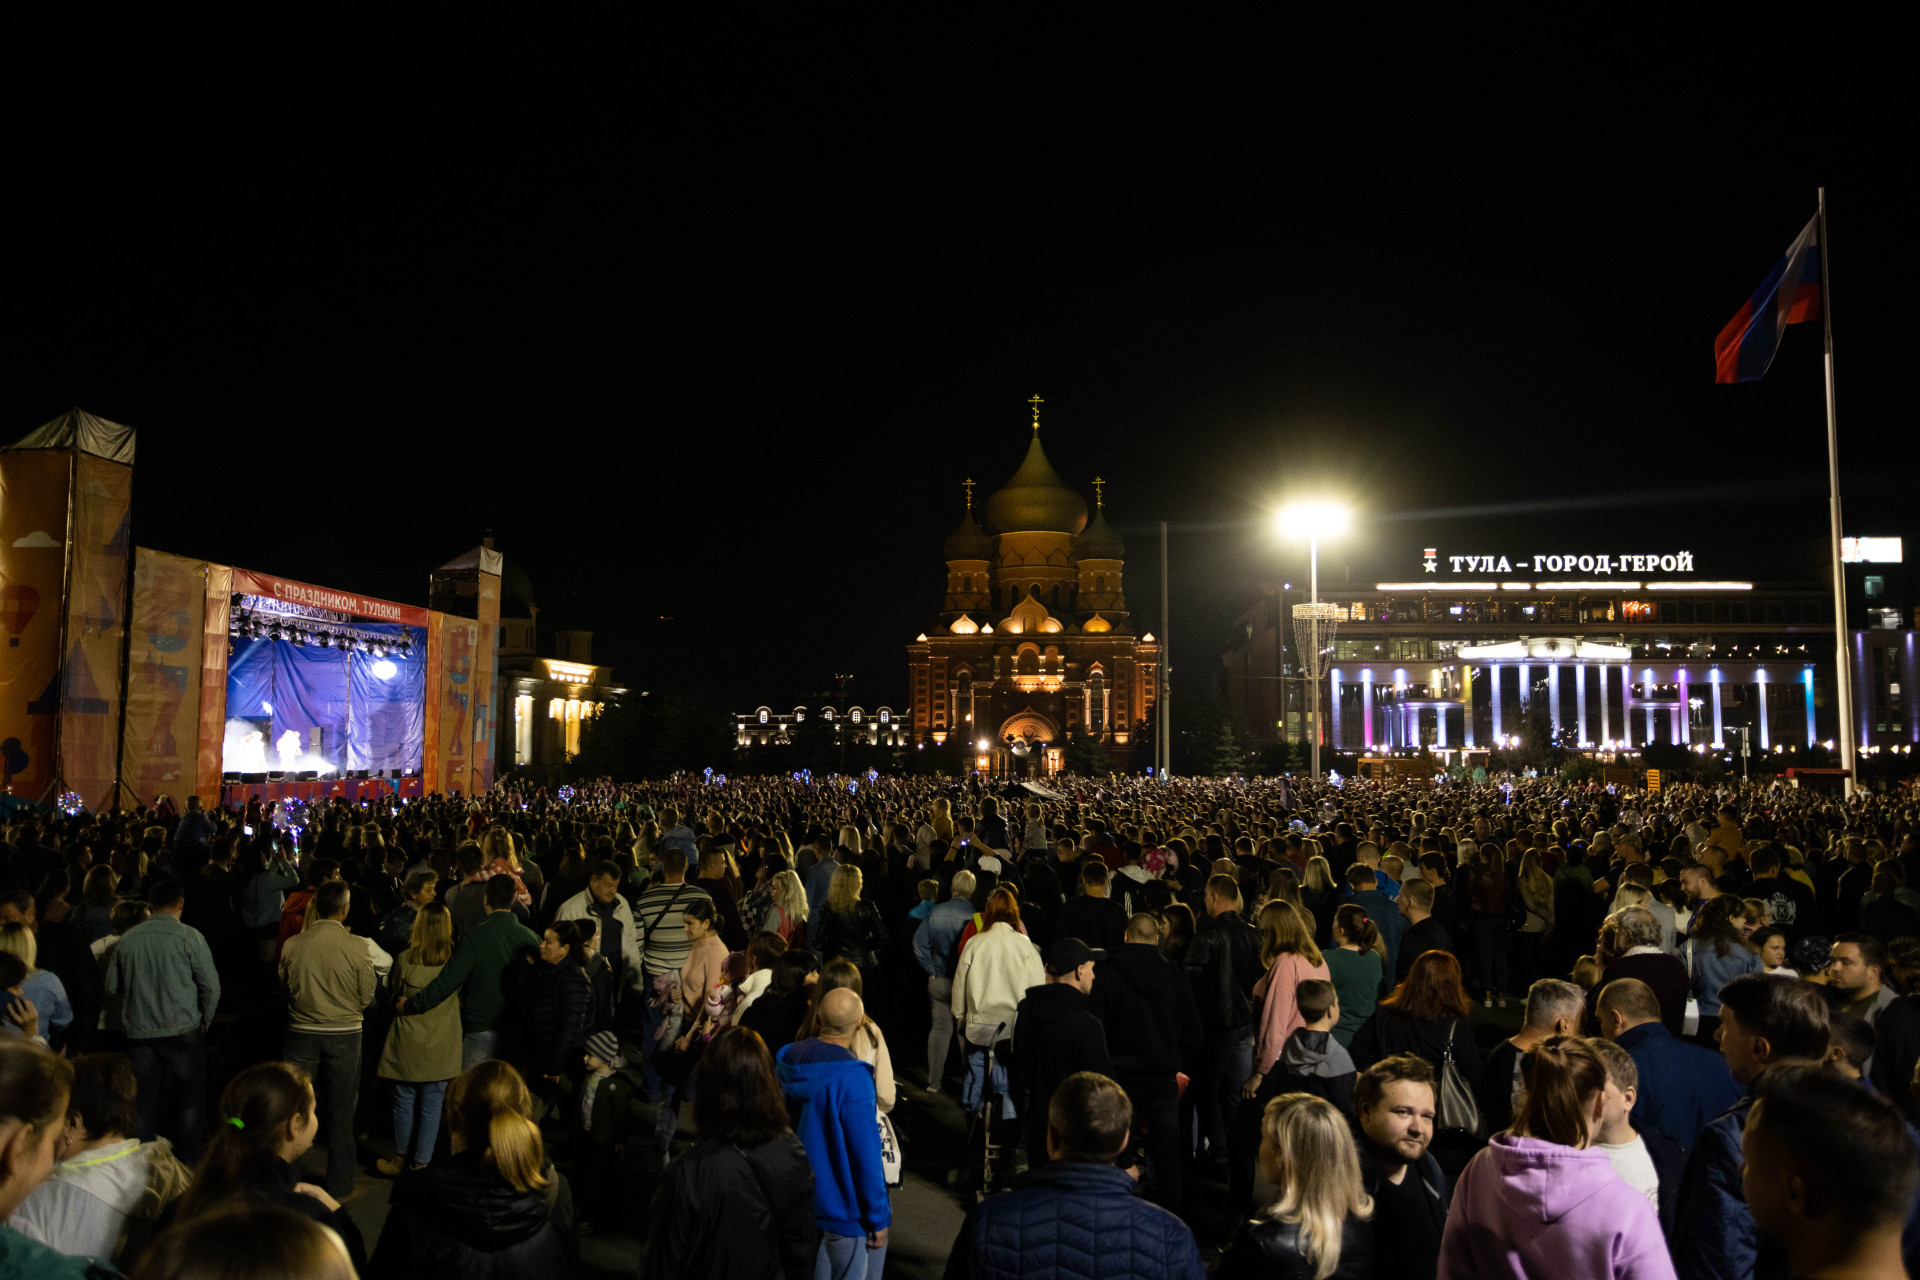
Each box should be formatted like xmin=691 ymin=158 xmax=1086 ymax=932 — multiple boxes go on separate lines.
xmin=907 ymin=401 xmax=1160 ymax=775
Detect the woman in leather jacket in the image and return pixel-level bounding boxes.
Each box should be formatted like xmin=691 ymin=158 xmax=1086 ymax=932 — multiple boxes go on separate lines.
xmin=1217 ymin=1093 xmax=1374 ymax=1280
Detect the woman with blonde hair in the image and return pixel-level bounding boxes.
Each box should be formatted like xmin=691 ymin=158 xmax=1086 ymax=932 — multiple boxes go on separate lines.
xmin=810 ymin=865 xmax=890 ymax=990
xmin=1218 ymin=1093 xmax=1374 ymax=1279
xmin=762 ymin=868 xmax=809 ymax=946
xmin=1242 ymin=903 xmax=1330 ymax=1100
xmin=369 ymin=1059 xmax=574 ymax=1276
xmin=1514 ymin=850 xmax=1554 ymax=989
xmin=1301 ymin=852 xmax=1340 ymax=943
xmin=376 ymin=902 xmax=461 ymax=1177
xmin=0 ymin=923 xmax=69 ymax=1048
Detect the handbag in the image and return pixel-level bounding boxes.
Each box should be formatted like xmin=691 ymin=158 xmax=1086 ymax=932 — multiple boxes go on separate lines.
xmin=1436 ymin=1021 xmax=1484 ymax=1137
xmin=877 ymin=1110 xmax=903 ymax=1187
xmin=1683 ymin=940 xmax=1702 ymax=1037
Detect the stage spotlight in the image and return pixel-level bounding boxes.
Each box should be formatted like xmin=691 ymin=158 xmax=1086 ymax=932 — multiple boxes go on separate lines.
xmin=268 ymin=623 xmax=285 ymax=642
xmin=399 ymin=639 xmax=414 ymax=659
xmin=292 ymin=630 xmax=307 ymax=647
xmin=371 ymin=642 xmax=387 ymax=659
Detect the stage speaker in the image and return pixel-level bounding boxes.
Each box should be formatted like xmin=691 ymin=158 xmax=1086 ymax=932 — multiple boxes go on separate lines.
xmin=352 ymin=769 xmax=369 ymax=780
xmin=295 ymin=771 xmax=317 ymax=781
xmin=242 ymin=773 xmax=266 ymax=784
xmin=266 ymin=771 xmax=284 ymax=782
xmin=222 ymin=773 xmax=240 ymax=783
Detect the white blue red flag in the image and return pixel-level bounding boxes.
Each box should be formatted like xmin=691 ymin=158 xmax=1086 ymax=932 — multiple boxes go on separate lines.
xmin=1714 ymin=214 xmax=1820 ymax=383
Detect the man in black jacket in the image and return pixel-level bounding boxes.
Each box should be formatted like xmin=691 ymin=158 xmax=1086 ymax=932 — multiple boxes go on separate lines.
xmin=1181 ymin=873 xmax=1260 ymax=1177
xmin=1353 ymin=1054 xmax=1450 ymax=1280
xmin=1051 ymin=861 xmax=1128 ymax=952
xmin=1086 ymin=912 xmax=1202 ymax=1214
xmin=1012 ymin=937 xmax=1112 ymax=1171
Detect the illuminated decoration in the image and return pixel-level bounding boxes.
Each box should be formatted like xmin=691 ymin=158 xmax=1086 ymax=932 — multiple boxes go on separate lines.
xmin=1376 ymin=583 xmax=1498 ymax=591
xmin=556 ymin=785 xmax=576 ymax=803
xmin=58 ymin=790 xmax=84 ymax=816
xmin=949 ymin=615 xmax=979 ymax=634
xmin=1500 ymin=582 xmax=1532 ymax=591
xmin=1084 ymin=614 xmax=1112 ymax=633
xmin=1535 ymin=581 xmax=1642 ymax=590
xmin=544 ymin=659 xmax=595 ymax=683
xmin=1841 ymin=536 xmax=1903 ymax=564
xmin=758 ymin=708 xmax=769 ymax=724
xmin=1432 ymin=551 xmax=1697 ymax=575
xmin=915 ymin=633 xmax=928 ymax=642
xmin=979 ymin=623 xmax=993 ymax=633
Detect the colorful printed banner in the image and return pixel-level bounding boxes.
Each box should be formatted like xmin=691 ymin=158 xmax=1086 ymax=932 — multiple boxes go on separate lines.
xmin=0 ymin=450 xmax=70 ymax=802
xmin=195 ymin=564 xmax=233 ymax=807
xmin=120 ymin=550 xmax=206 ymax=809
xmin=229 ymin=567 xmax=430 ymax=627
xmin=59 ymin=454 xmax=132 ymax=810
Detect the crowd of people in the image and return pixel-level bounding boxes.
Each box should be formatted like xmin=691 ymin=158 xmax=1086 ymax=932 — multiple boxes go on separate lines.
xmin=0 ymin=766 xmax=1916 ymax=1279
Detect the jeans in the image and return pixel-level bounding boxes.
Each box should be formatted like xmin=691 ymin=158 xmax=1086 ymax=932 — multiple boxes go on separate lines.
xmin=127 ymin=1028 xmax=207 ymax=1161
xmin=1472 ymin=918 xmax=1510 ymax=996
xmin=816 ymin=1231 xmax=888 ymax=1280
xmin=1187 ymin=1026 xmax=1253 ymax=1166
xmin=284 ymin=1029 xmax=362 ymax=1197
xmin=638 ymin=985 xmax=668 ymax=1096
xmin=925 ymin=977 xmax=954 ymax=1088
xmin=1119 ymin=1073 xmax=1182 ymax=1214
xmin=962 ymin=1046 xmax=1015 ymax=1120
xmin=391 ymin=1079 xmax=448 ymax=1166
xmin=461 ymin=1028 xmax=498 ymax=1070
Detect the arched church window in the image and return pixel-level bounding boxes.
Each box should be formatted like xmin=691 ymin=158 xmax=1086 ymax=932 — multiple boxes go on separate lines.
xmin=1088 ymin=671 xmax=1107 ymax=736
xmin=822 ymin=707 xmax=834 ymax=721
xmin=879 ymin=709 xmax=890 ymax=724
xmin=758 ymin=708 xmax=769 ymax=724
xmin=1017 ymin=647 xmax=1040 ymax=677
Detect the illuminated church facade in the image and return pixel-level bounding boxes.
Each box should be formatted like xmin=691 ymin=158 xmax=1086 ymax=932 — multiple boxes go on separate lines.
xmin=907 ymin=399 xmax=1159 ymax=775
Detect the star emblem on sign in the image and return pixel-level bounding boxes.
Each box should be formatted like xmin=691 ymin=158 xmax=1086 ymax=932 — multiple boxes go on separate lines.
xmin=1423 ymin=548 xmax=1437 ymax=573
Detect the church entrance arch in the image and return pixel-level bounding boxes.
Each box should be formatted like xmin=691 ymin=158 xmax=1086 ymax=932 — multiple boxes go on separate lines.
xmin=999 ymin=710 xmax=1059 ymax=779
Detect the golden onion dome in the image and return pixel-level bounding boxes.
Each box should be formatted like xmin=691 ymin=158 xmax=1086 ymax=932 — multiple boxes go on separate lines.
xmin=984 ymin=430 xmax=1088 ymax=535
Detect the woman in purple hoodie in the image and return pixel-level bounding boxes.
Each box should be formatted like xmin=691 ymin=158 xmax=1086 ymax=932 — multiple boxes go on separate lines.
xmin=1439 ymin=1036 xmax=1675 ymax=1280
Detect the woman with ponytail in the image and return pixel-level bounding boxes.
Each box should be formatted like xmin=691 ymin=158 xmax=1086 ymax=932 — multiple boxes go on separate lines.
xmin=370 ymin=1059 xmax=575 ymax=1279
xmin=1324 ymin=905 xmax=1384 ymax=1047
xmin=172 ymin=1061 xmax=368 ymax=1272
xmin=1218 ymin=1094 xmax=1374 ymax=1280
xmin=1438 ymin=1036 xmax=1674 ymax=1280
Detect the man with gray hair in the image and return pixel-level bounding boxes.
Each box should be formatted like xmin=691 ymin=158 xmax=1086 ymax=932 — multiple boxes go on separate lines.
xmin=913 ymin=869 xmax=977 ymax=1094
xmin=1476 ymin=978 xmax=1585 ymax=1133
xmin=1590 ymin=906 xmax=1690 ymax=1037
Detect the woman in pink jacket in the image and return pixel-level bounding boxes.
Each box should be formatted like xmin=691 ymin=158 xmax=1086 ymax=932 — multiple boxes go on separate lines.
xmin=1241 ymin=901 xmax=1331 ymax=1099
xmin=1439 ymin=1036 xmax=1675 ymax=1280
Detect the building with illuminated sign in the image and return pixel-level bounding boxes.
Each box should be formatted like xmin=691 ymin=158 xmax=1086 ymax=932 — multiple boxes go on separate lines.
xmin=905 ymin=401 xmax=1160 ymax=776
xmin=1222 ymin=540 xmax=1916 ymax=762
xmin=734 ymin=702 xmax=909 ymax=749
xmin=431 ymin=542 xmax=626 ymax=777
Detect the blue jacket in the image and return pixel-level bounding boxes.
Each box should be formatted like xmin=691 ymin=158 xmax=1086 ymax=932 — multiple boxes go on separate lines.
xmin=1616 ymin=1022 xmax=1740 ymax=1155
xmin=944 ymin=1161 xmax=1203 ymax=1280
xmin=1685 ymin=940 xmax=1762 ymax=1016
xmin=776 ymin=1041 xmax=890 ymax=1237
xmin=913 ymin=897 xmax=976 ymax=979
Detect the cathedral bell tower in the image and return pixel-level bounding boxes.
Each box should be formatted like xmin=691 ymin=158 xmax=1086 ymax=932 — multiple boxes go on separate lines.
xmin=941 ymin=478 xmax=993 ymax=622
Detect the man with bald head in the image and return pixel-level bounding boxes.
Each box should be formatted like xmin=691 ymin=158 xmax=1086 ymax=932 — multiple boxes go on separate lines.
xmin=1598 ymin=976 xmax=1739 ymax=1154
xmin=778 ymin=987 xmax=891 ymax=1279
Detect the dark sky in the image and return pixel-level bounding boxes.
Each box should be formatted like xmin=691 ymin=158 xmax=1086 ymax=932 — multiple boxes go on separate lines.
xmin=18 ymin=32 xmax=1914 ymax=712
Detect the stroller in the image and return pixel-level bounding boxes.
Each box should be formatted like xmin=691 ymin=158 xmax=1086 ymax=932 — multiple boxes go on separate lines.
xmin=947 ymin=1019 xmax=1020 ymax=1200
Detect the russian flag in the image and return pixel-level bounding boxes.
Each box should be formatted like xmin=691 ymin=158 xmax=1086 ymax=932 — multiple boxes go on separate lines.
xmin=1714 ymin=214 xmax=1821 ymax=383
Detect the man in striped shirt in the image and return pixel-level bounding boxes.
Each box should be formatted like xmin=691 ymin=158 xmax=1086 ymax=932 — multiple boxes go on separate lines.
xmin=633 ymin=850 xmax=711 ymax=1097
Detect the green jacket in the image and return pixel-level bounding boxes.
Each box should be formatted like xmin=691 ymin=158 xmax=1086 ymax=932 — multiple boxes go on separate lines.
xmin=0 ymin=1225 xmax=100 ymax=1279
xmin=405 ymin=910 xmax=538 ymax=1033
xmin=379 ymin=952 xmax=464 ymax=1081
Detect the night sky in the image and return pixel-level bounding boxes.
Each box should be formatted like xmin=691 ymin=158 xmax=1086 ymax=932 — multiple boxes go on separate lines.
xmin=18 ymin=35 xmax=1914 ymax=713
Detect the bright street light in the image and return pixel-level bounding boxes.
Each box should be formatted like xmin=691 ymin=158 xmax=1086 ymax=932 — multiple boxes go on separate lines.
xmin=1271 ymin=498 xmax=1352 ymax=783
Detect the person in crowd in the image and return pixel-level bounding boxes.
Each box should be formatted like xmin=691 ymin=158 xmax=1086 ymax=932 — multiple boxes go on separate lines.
xmin=1824 ymin=932 xmax=1920 ymax=1122
xmin=1241 ymin=901 xmax=1330 ymax=1102
xmin=171 ymin=1060 xmax=368 ymax=1272
xmin=952 ymin=888 xmax=1045 ymax=1139
xmin=1350 ymin=1054 xmax=1449 ymax=1278
xmin=644 ymin=1026 xmax=817 ymax=1279
xmin=0 ymin=923 xmax=71 ymax=1050
xmin=804 ymin=837 xmax=852 ymax=939
xmin=1597 ymin=977 xmax=1741 ymax=1154
xmin=68 ymin=867 xmax=119 ymax=947
xmin=131 ymin=1202 xmax=357 ymax=1280
xmin=1823 ymin=1011 xmax=1875 ymax=1080
xmin=1750 ymin=925 xmax=1798 ymax=977
xmin=1182 ymin=873 xmax=1260 ymax=1178
xmin=1322 ymin=905 xmax=1382 ymax=1046
xmin=524 ymin=917 xmax=595 ymax=1114
xmin=1230 ymin=978 xmax=1355 ymax=1216
xmin=1051 ymin=860 xmax=1128 ymax=952
xmin=399 ymin=873 xmax=539 ymax=1069
xmin=555 ymin=859 xmax=641 ymax=1005
xmin=693 ymin=848 xmax=750 ymax=952
xmin=1086 ymin=912 xmax=1201 ymax=1214
xmin=0 ymin=1040 xmax=99 ymax=1279
xmin=1395 ymin=878 xmax=1455 ymax=983
xmin=235 ymin=839 xmax=302 ymax=969
xmin=369 ymin=1058 xmax=575 ymax=1278
xmin=1741 ymin=1062 xmax=1917 ymax=1280
xmin=1440 ymin=1036 xmax=1675 ymax=1279
xmin=764 ymin=868 xmax=810 ymax=947
xmin=377 ymin=871 xmax=439 ymax=961
xmin=103 ymin=882 xmax=219 ymax=1161
xmin=1591 ymin=905 xmax=1691 ymax=1037
xmin=777 ymin=988 xmax=891 ymax=1280
xmin=912 ymin=869 xmax=975 ymax=1094
xmin=1587 ymin=1036 xmax=1686 ymax=1234
xmin=734 ymin=930 xmax=787 ymax=1022
xmin=812 ymin=866 xmax=891 ymax=995
xmin=632 ymin=850 xmax=713 ymax=1093
xmin=1684 ymin=896 xmax=1762 ymax=1045
xmin=1217 ymin=1093 xmax=1373 ymax=1280
xmin=1464 ymin=840 xmax=1512 ymax=1006
xmin=376 ymin=901 xmax=460 ymax=1178
xmin=804 ymin=959 xmax=896 ymax=1115
xmin=1511 ymin=849 xmax=1555 ymax=989
xmin=1478 ymin=978 xmax=1585 ymax=1137
xmin=1342 ymin=865 xmax=1407 ymax=981
xmin=570 ymin=1029 xmax=635 ymax=1235
xmin=740 ymin=948 xmax=821 ymax=1055
xmin=277 ymin=879 xmax=376 ymax=1200
xmin=1012 ymin=937 xmax=1111 ymax=1173
xmin=1673 ymin=973 xmax=1832 ymax=1280
xmin=944 ymin=1071 xmax=1204 ymax=1280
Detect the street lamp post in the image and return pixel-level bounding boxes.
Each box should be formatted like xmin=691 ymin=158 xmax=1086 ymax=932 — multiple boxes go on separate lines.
xmin=1275 ymin=502 xmax=1351 ymax=782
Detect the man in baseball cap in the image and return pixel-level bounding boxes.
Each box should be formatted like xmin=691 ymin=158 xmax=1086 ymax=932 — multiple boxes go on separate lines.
xmin=1014 ymin=938 xmax=1114 ymax=1171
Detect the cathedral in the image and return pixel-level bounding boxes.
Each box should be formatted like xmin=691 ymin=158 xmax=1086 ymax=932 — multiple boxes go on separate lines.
xmin=908 ymin=399 xmax=1160 ymax=776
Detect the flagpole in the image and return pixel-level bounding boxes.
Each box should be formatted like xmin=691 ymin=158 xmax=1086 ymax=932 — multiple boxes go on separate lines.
xmin=1817 ymin=185 xmax=1858 ymax=797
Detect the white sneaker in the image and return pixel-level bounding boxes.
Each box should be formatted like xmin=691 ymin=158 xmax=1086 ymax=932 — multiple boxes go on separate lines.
xmin=1484 ymin=991 xmax=1494 ymax=1007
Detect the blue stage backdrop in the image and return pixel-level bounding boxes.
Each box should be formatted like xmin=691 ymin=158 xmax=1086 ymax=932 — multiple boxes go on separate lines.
xmin=224 ymin=623 xmax=425 ymax=774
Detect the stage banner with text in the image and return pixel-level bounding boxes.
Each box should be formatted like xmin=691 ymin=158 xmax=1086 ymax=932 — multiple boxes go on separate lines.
xmin=0 ymin=450 xmax=71 ymax=803
xmin=59 ymin=454 xmax=133 ymax=810
xmin=195 ymin=563 xmax=233 ymax=808
xmin=429 ymin=612 xmax=477 ymax=796
xmin=475 ymin=570 xmax=500 ymax=792
xmin=121 ymin=549 xmax=206 ymax=809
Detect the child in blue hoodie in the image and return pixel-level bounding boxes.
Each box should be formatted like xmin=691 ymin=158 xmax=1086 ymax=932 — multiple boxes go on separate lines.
xmin=776 ymin=988 xmax=891 ymax=1280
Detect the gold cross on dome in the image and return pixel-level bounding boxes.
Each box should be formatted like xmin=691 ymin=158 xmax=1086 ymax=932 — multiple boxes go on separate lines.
xmin=963 ymin=477 xmax=975 ymax=511
xmin=1028 ymin=394 xmax=1043 ymax=430
xmin=1092 ymin=476 xmax=1105 ymax=509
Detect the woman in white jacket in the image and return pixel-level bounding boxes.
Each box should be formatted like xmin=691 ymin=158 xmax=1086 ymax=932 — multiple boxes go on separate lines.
xmin=950 ymin=888 xmax=1043 ymax=1118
